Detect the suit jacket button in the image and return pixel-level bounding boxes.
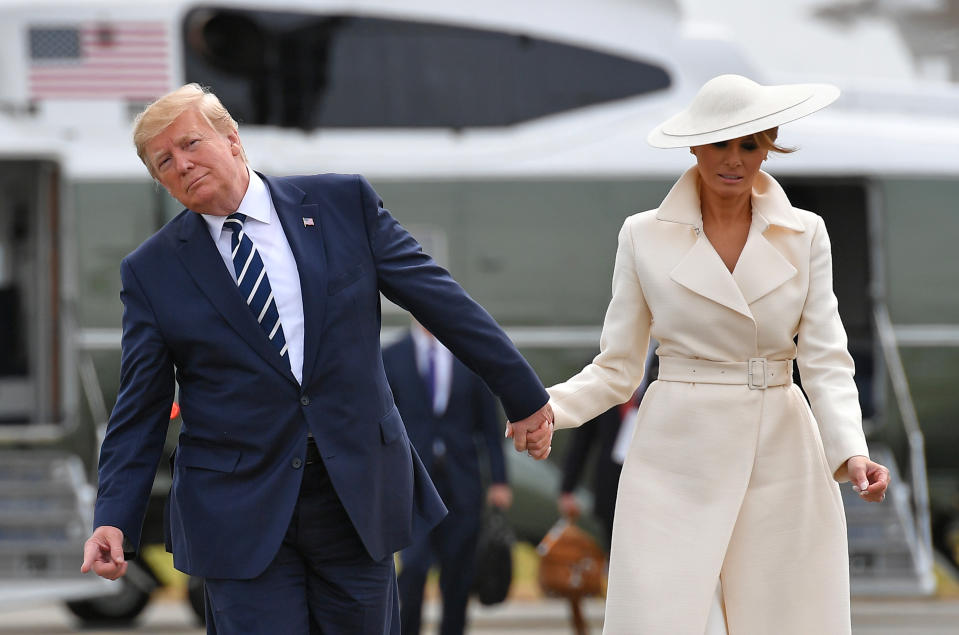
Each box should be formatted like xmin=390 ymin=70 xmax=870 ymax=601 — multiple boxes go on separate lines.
xmin=292 ymin=458 xmax=303 ymax=469
xmin=300 ymin=396 xmax=310 ymax=406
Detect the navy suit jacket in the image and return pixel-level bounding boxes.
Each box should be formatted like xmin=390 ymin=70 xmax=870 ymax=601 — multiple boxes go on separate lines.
xmin=93 ymin=173 xmax=548 ymax=579
xmin=382 ymin=334 xmax=506 ymax=517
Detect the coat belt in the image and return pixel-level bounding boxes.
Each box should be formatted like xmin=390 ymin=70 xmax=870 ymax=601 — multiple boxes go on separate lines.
xmin=658 ymin=356 xmax=793 ymax=390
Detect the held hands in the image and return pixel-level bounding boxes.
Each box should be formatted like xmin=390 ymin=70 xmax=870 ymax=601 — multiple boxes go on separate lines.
xmin=80 ymin=526 xmax=128 ymax=580
xmin=845 ymin=455 xmax=891 ymax=503
xmin=505 ymin=402 xmax=554 ymax=460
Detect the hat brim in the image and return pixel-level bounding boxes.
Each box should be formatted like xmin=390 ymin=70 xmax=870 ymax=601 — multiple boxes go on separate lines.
xmin=647 ymin=83 xmax=839 ymax=149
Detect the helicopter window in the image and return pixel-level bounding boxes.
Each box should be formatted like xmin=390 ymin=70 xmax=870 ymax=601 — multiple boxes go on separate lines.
xmin=182 ymin=8 xmax=671 ymax=130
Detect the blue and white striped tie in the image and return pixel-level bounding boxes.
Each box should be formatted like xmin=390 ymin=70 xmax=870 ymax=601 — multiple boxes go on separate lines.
xmin=223 ymin=213 xmax=290 ymax=366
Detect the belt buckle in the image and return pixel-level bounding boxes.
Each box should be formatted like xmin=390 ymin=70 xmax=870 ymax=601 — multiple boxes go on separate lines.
xmin=748 ymin=357 xmax=767 ymax=390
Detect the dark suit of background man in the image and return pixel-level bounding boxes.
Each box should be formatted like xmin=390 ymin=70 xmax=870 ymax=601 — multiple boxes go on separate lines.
xmin=384 ymin=325 xmax=513 ymax=635
xmin=79 ymin=83 xmax=553 ymax=634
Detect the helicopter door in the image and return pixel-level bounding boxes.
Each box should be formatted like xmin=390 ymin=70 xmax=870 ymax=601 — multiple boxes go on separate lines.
xmin=780 ymin=178 xmax=875 ymax=421
xmin=0 ymin=160 xmax=61 ymax=427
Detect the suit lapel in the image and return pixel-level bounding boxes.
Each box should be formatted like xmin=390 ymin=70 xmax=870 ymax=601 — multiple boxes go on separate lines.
xmin=733 ymin=172 xmax=802 ymax=304
xmin=262 ymin=174 xmax=329 ymax=387
xmin=660 ymin=167 xmax=804 ymax=319
xmin=733 ymin=216 xmax=798 ymax=305
xmin=661 ymin=168 xmax=753 ymax=319
xmin=669 ymin=232 xmax=753 ymax=319
xmin=174 ymin=212 xmax=297 ymax=383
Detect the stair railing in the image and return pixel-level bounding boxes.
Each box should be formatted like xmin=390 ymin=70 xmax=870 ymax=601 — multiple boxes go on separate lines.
xmin=873 ymin=303 xmax=933 ymax=576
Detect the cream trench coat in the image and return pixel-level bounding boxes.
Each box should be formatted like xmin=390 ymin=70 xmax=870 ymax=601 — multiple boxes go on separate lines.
xmin=548 ymin=167 xmax=870 ymax=635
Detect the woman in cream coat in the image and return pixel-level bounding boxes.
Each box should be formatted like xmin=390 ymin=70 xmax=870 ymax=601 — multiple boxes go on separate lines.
xmin=540 ymin=75 xmax=891 ymax=634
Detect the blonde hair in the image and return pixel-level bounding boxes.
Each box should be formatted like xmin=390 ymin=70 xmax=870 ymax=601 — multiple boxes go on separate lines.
xmin=752 ymin=127 xmax=795 ymax=154
xmin=133 ymin=83 xmax=246 ymax=176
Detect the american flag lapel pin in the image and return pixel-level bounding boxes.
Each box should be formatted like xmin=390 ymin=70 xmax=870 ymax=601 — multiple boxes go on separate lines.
xmin=302 ymin=217 xmax=315 ymax=227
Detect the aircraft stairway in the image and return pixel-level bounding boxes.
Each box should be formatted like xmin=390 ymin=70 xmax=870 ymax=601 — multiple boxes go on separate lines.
xmin=0 ymin=451 xmax=113 ymax=608
xmin=846 ymin=444 xmax=936 ymax=596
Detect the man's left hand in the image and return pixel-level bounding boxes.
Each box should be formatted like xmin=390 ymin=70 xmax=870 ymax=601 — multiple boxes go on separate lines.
xmin=505 ymin=403 xmax=553 ymax=460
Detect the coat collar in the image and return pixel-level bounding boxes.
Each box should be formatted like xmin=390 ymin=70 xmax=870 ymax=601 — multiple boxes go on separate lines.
xmin=655 ymin=167 xmax=805 ymax=232
xmin=659 ymin=167 xmax=802 ymax=319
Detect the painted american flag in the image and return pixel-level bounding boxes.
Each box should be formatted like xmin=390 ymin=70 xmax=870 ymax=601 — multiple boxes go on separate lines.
xmin=28 ymin=22 xmax=171 ymax=101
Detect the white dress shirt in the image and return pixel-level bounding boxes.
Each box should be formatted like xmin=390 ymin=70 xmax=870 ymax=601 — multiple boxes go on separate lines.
xmin=202 ymin=168 xmax=306 ymax=384
xmin=411 ymin=327 xmax=453 ymax=416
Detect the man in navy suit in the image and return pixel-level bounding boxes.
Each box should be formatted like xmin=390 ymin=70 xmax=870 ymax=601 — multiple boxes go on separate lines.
xmin=383 ymin=324 xmax=512 ymax=635
xmin=80 ymin=84 xmax=553 ymax=634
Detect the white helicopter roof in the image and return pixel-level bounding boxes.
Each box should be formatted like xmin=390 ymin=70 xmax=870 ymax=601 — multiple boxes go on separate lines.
xmin=0 ymin=0 xmax=957 ymax=179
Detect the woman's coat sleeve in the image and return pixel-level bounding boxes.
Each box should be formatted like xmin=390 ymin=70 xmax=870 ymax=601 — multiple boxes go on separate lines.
xmin=547 ymin=218 xmax=652 ymax=429
xmin=796 ymin=216 xmax=870 ymax=478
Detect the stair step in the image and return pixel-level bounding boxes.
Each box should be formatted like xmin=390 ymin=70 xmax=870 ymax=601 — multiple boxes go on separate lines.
xmin=0 ymin=545 xmax=88 ymax=578
xmin=0 ymin=452 xmax=86 ymax=484
xmin=847 ymin=526 xmax=908 ymax=541
xmin=0 ymin=453 xmax=115 ymax=605
xmin=0 ymin=480 xmax=84 ymax=495
xmin=0 ymin=499 xmax=84 ymax=518
xmin=0 ymin=526 xmax=83 ymax=544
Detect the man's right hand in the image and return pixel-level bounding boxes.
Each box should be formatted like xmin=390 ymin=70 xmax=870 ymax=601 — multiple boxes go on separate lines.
xmin=81 ymin=526 xmax=128 ymax=580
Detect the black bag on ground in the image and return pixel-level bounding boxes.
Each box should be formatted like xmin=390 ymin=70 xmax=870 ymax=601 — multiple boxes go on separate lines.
xmin=472 ymin=506 xmax=515 ymax=605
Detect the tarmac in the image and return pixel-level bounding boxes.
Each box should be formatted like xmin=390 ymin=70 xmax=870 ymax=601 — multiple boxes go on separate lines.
xmin=1 ymin=595 xmax=959 ymax=634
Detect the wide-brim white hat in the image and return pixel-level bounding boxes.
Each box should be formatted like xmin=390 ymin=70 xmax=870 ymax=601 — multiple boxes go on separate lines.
xmin=647 ymin=74 xmax=839 ymax=149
